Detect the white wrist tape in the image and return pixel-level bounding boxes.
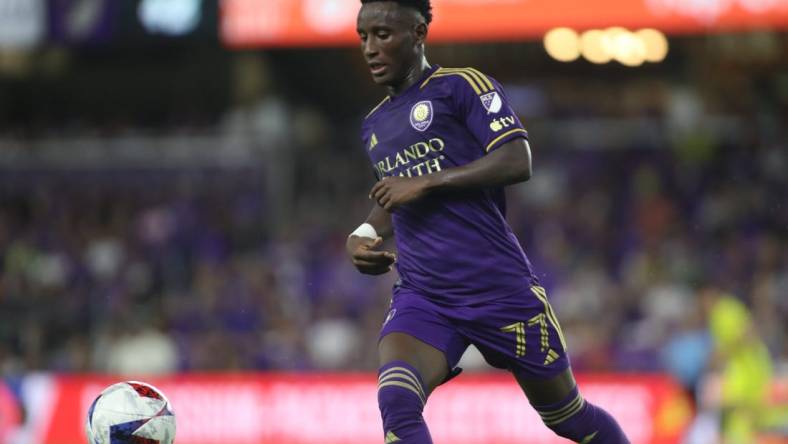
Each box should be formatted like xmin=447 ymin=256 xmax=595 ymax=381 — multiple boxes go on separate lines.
xmin=350 ymin=222 xmax=378 ymax=239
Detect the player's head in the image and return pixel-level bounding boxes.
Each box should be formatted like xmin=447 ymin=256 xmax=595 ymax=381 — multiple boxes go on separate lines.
xmin=357 ymin=0 xmax=432 ymax=87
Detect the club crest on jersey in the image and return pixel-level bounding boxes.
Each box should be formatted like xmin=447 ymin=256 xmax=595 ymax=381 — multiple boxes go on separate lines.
xmin=480 ymin=91 xmax=502 ymax=114
xmin=410 ymin=101 xmax=433 ymax=131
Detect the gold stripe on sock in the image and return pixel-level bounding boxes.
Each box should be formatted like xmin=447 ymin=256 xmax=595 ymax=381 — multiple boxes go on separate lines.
xmin=544 ymin=397 xmax=586 ymax=425
xmin=379 ymin=373 xmax=426 ymax=403
xmin=379 ymin=367 xmax=426 ymax=401
xmin=378 ymin=381 xmax=425 ymax=405
xmin=538 ymin=392 xmax=583 ymax=420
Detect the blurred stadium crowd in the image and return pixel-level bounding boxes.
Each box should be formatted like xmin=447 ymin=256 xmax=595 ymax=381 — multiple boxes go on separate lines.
xmin=0 ymin=36 xmax=786 ymax=404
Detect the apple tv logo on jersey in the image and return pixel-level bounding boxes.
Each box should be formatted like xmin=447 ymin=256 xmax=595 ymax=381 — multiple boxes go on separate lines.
xmin=489 ymin=116 xmax=516 ymax=132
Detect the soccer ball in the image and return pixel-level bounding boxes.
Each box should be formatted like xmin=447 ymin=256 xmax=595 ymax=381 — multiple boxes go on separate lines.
xmin=86 ymin=381 xmax=176 ymax=444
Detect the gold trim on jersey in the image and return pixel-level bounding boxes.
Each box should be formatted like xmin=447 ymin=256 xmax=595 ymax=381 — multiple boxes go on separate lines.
xmin=420 ymin=67 xmax=494 ymax=96
xmin=419 ymin=67 xmax=444 ymax=88
xmin=365 ymin=96 xmax=391 ymax=119
xmin=466 ymin=67 xmax=494 ymax=90
xmin=432 ymin=71 xmax=481 ymax=94
xmin=440 ymin=67 xmax=493 ymax=93
xmin=485 ymin=128 xmax=527 ymax=152
xmin=500 ymin=322 xmax=527 ymax=357
xmin=530 ymin=286 xmax=568 ymax=351
xmin=544 ymin=348 xmax=560 ymax=365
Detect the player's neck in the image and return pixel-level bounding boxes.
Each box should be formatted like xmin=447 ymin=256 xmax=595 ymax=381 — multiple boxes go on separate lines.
xmin=388 ymin=58 xmax=431 ymax=97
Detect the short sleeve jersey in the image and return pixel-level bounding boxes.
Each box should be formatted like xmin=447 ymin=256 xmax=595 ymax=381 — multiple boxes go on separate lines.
xmin=361 ymin=66 xmax=537 ymax=305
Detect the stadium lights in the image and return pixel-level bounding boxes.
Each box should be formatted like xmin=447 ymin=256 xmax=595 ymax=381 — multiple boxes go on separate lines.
xmin=636 ymin=28 xmax=669 ymax=62
xmin=579 ymin=29 xmax=612 ymax=64
xmin=544 ymin=27 xmax=668 ymax=66
xmin=543 ymin=27 xmax=581 ymax=62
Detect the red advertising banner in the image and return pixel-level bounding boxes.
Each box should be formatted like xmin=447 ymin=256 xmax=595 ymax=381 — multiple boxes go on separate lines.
xmin=0 ymin=381 xmax=21 ymax=442
xmin=220 ymin=0 xmax=788 ymax=47
xmin=4 ymin=372 xmax=691 ymax=444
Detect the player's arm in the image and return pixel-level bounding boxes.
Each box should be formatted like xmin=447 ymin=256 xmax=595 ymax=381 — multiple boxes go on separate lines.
xmin=428 ymin=137 xmax=531 ymax=190
xmin=370 ymin=138 xmax=531 ymax=211
xmin=346 ymin=204 xmax=397 ymax=275
xmin=363 ymin=202 xmax=394 ymax=239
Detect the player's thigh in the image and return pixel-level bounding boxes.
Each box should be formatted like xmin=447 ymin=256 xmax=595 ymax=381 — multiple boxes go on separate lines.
xmin=457 ymin=285 xmax=574 ymax=404
xmin=379 ymin=332 xmax=450 ymax=396
xmin=513 ymin=366 xmax=577 ymax=406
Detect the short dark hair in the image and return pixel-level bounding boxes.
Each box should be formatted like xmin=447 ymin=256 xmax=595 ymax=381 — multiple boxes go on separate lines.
xmin=360 ymin=0 xmax=433 ymax=25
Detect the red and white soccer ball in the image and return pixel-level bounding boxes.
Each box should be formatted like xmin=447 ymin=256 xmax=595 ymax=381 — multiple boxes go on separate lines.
xmin=86 ymin=381 xmax=176 ymax=444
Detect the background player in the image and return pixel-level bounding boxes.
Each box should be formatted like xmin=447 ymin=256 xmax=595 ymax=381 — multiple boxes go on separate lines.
xmin=699 ymin=286 xmax=774 ymax=444
xmin=346 ymin=0 xmax=630 ymax=442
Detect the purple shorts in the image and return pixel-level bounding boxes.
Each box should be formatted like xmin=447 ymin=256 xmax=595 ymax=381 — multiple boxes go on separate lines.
xmin=379 ymin=285 xmax=570 ymax=379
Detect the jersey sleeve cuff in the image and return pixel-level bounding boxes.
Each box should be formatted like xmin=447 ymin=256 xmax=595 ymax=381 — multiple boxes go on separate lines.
xmin=485 ymin=128 xmax=529 ymax=153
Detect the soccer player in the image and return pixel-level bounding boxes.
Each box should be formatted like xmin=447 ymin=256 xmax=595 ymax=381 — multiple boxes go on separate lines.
xmin=346 ymin=1 xmax=630 ymax=443
xmin=698 ymin=287 xmax=773 ymax=444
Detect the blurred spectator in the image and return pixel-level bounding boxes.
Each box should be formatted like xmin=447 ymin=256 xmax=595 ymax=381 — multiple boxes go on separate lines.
xmin=306 ymin=316 xmax=362 ymax=370
xmin=101 ymin=319 xmax=178 ymax=376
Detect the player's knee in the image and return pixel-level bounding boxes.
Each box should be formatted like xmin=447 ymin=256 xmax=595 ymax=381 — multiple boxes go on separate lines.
xmin=534 ymin=388 xmax=629 ymax=444
xmin=377 ymin=360 xmax=427 ymax=420
xmin=536 ymin=389 xmax=589 ymax=440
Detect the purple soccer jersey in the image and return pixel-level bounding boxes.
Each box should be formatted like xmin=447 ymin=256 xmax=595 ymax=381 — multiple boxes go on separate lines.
xmin=361 ymin=66 xmax=537 ymax=306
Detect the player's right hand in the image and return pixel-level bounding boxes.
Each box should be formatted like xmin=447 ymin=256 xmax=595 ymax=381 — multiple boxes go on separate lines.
xmin=346 ymin=235 xmax=397 ymax=275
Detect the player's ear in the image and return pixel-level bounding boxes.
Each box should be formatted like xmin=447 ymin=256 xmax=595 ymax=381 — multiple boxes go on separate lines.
xmin=413 ymin=22 xmax=427 ymax=46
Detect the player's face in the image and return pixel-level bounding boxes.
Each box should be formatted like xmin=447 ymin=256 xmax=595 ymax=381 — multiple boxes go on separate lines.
xmin=357 ymin=2 xmax=423 ymax=87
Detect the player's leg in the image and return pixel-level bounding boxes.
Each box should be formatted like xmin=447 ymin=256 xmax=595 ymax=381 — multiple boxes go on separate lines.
xmin=511 ymin=285 xmax=629 ymax=443
xmin=379 ymin=332 xmax=451 ymax=396
xmin=515 ymin=368 xmax=629 ymax=443
xmin=459 ymin=285 xmax=629 ymax=443
xmin=376 ymin=292 xmax=467 ymax=444
xmin=378 ymin=333 xmax=448 ymax=444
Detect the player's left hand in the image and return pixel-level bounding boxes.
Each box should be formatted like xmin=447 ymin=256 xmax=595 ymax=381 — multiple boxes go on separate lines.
xmin=369 ymin=176 xmax=431 ymax=211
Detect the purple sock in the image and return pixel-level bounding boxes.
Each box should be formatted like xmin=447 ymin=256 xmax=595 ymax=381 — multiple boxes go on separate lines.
xmin=377 ymin=361 xmax=433 ymax=443
xmin=532 ymin=386 xmax=630 ymax=443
